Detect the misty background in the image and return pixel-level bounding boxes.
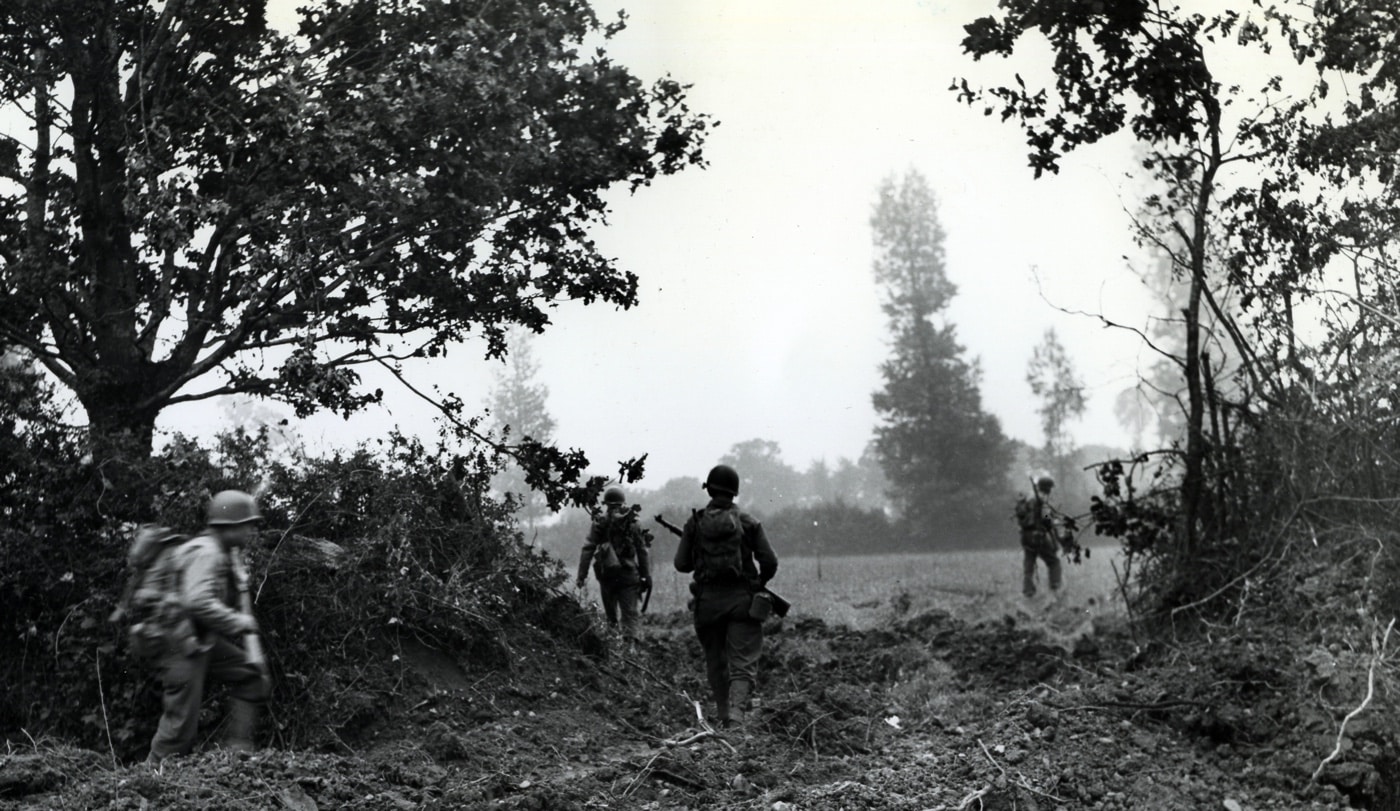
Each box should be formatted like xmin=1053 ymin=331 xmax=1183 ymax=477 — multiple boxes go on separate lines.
xmin=147 ymin=0 xmax=1203 ymax=556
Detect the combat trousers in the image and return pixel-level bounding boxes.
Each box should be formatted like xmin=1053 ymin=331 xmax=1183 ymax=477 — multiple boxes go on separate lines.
xmin=1022 ymin=534 xmax=1063 ymax=598
xmin=692 ymin=584 xmax=763 ymax=721
xmin=599 ymin=574 xmax=642 ymax=640
xmin=149 ymin=633 xmax=271 ymax=760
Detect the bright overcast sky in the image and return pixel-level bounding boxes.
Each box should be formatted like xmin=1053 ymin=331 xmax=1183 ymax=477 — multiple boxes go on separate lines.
xmin=163 ymin=0 xmax=1173 ymax=486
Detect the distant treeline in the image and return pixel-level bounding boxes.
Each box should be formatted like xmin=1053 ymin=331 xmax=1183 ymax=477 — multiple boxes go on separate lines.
xmin=529 ymin=440 xmax=1129 ymax=563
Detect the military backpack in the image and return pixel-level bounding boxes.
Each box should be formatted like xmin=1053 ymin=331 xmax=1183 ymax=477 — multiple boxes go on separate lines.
xmin=591 ymin=508 xmax=639 ymax=578
xmin=1014 ymin=494 xmax=1042 ymax=531
xmin=109 ymin=524 xmax=199 ymax=660
xmin=693 ymin=504 xmax=746 ymax=583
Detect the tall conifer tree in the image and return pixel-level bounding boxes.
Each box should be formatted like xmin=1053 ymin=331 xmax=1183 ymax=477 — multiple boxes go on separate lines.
xmin=869 ymin=171 xmax=1012 ymax=545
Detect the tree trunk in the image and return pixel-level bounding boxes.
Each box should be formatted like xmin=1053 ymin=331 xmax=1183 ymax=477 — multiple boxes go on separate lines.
xmin=82 ymin=393 xmax=162 ymax=522
xmin=1179 ymin=93 xmax=1225 ymax=566
xmin=1182 ymin=269 xmax=1206 ymax=560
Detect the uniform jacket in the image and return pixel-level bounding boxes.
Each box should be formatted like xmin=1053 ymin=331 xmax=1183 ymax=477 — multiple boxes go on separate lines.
xmin=178 ymin=533 xmax=249 ymax=640
xmin=674 ymin=497 xmax=778 ymax=588
xmin=1017 ymin=489 xmax=1060 ymax=550
xmin=578 ymin=507 xmax=651 ymax=583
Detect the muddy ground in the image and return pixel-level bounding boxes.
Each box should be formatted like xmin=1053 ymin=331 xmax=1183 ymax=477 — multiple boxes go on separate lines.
xmin=0 ymin=585 xmax=1379 ymax=810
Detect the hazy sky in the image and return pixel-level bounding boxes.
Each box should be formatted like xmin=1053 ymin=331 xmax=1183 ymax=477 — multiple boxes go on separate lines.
xmin=165 ymin=0 xmax=1169 ymax=486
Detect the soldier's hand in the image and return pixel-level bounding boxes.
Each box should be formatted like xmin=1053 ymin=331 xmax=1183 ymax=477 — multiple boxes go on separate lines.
xmin=237 ymin=614 xmax=260 ymax=635
xmin=575 ymin=578 xmax=586 ymax=591
xmin=639 ymin=576 xmax=652 ymax=589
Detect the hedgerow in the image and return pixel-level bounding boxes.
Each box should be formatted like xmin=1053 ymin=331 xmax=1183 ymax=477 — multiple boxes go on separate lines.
xmin=0 ymin=397 xmax=594 ymax=761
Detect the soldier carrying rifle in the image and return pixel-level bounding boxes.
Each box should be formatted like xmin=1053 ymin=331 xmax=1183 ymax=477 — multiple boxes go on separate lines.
xmin=671 ymin=465 xmax=779 ymax=731
xmin=577 ymin=486 xmax=652 ymax=645
xmin=146 ymin=490 xmax=271 ymax=762
xmin=1016 ymin=472 xmax=1067 ymax=600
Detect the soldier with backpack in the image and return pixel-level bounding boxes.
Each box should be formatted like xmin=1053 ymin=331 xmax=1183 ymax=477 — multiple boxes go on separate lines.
xmin=576 ymin=485 xmax=652 ymax=643
xmin=1016 ymin=472 xmax=1064 ymax=599
xmin=144 ymin=490 xmax=272 ymax=762
xmin=674 ymin=464 xmax=779 ymax=731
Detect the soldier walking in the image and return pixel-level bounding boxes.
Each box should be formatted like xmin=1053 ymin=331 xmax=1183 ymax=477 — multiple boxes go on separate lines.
xmin=1016 ymin=473 xmax=1064 ymax=599
xmin=576 ymin=486 xmax=652 ymax=643
xmin=148 ymin=490 xmax=271 ymax=762
xmin=673 ymin=465 xmax=778 ymax=730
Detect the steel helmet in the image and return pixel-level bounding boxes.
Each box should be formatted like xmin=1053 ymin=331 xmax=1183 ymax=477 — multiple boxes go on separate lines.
xmin=703 ymin=464 xmax=740 ymax=497
xmin=207 ymin=490 xmax=262 ymax=526
xmin=603 ymin=485 xmax=626 ymax=505
xmin=1035 ymin=473 xmax=1055 ymax=490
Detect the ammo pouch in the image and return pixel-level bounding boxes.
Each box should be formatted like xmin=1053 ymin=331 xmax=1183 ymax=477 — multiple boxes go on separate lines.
xmin=129 ymin=614 xmax=200 ymax=660
xmin=592 ymin=541 xmax=622 ymax=578
xmin=748 ymin=591 xmax=774 ymax=621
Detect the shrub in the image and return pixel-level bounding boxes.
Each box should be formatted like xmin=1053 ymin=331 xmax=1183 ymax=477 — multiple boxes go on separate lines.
xmin=0 ymin=415 xmax=591 ymax=760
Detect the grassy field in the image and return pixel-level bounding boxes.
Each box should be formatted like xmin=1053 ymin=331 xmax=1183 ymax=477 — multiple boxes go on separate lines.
xmin=572 ymin=541 xmax=1127 ymax=634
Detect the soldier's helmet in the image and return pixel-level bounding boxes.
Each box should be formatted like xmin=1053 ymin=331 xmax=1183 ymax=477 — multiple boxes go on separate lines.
xmin=602 ymin=485 xmax=626 ymax=505
xmin=703 ymin=464 xmax=741 ymax=497
xmin=1035 ymin=473 xmax=1055 ymax=491
xmin=207 ymin=490 xmax=262 ymax=526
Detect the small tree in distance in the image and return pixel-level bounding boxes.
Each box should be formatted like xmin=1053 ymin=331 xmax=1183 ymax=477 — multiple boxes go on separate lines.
xmin=1026 ymin=327 xmax=1087 ymax=498
xmin=486 ymin=329 xmax=557 ymax=529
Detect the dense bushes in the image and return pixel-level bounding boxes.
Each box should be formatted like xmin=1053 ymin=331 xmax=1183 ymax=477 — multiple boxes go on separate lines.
xmin=0 ymin=408 xmax=589 ymax=761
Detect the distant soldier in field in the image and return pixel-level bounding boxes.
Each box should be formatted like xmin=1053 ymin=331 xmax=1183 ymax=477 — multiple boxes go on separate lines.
xmin=577 ymin=485 xmax=652 ymax=643
xmin=674 ymin=464 xmax=779 ymax=730
xmin=1015 ymin=472 xmax=1063 ymax=599
xmin=148 ymin=490 xmax=271 ymax=762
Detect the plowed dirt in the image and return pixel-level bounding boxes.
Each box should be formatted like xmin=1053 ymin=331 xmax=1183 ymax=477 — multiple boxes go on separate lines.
xmin=0 ymin=587 xmax=1370 ymax=810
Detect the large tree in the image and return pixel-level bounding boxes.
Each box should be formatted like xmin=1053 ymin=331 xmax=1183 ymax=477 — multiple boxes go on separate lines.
xmin=868 ymin=170 xmax=1012 ymax=545
xmin=956 ymin=1 xmax=1282 ymax=555
xmin=956 ymin=1 xmax=1400 ymax=585
xmin=719 ymin=438 xmax=802 ymax=516
xmin=0 ymin=0 xmax=708 ymax=472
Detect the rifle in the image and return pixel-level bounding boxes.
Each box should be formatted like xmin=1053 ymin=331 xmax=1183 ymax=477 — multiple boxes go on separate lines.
xmin=655 ymin=514 xmax=683 ymax=538
xmin=761 ymin=588 xmax=792 ymax=618
xmin=1027 ymin=476 xmax=1087 ymax=564
xmin=229 ymin=547 xmax=266 ymax=669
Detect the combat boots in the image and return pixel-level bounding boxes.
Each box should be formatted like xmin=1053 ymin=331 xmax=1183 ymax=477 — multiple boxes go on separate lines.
xmin=224 ymin=698 xmax=258 ymax=752
xmin=728 ymin=679 xmax=752 ymax=729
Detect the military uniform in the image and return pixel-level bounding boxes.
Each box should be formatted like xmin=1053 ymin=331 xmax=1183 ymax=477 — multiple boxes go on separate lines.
xmin=674 ymin=471 xmax=779 ymax=728
xmin=149 ymin=533 xmax=270 ymax=759
xmin=577 ymin=504 xmax=651 ymax=640
xmin=1017 ymin=484 xmax=1063 ymax=598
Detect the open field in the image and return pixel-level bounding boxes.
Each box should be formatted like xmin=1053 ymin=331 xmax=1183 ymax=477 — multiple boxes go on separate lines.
xmin=575 ymin=541 xmax=1127 ymax=633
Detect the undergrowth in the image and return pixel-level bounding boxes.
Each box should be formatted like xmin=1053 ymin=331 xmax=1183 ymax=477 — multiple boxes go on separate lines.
xmin=0 ymin=414 xmax=598 ymax=762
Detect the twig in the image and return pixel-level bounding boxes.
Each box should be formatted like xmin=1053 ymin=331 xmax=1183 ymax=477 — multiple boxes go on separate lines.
xmin=976 ymin=738 xmax=1006 ymax=777
xmin=323 ymin=724 xmax=356 ymax=756
xmin=665 ymin=695 xmax=737 ymax=753
xmin=663 ymin=730 xmax=720 ymax=748
xmin=956 ymin=785 xmax=989 ymax=810
xmin=1014 ymin=778 xmax=1067 ymax=804
xmin=795 ymin=711 xmax=835 ymax=752
xmin=619 ymin=655 xmax=670 ymax=689
xmin=1312 ymin=617 xmax=1396 ymax=784
xmin=95 ymin=649 xmax=117 ymax=769
xmin=649 ymin=768 xmax=706 ymax=790
xmin=622 ymin=748 xmax=665 ymax=798
xmin=1166 ymin=535 xmax=1291 ymax=620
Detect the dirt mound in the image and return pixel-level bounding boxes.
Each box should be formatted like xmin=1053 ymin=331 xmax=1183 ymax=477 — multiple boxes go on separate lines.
xmin=0 ymin=595 xmax=1366 ymax=810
